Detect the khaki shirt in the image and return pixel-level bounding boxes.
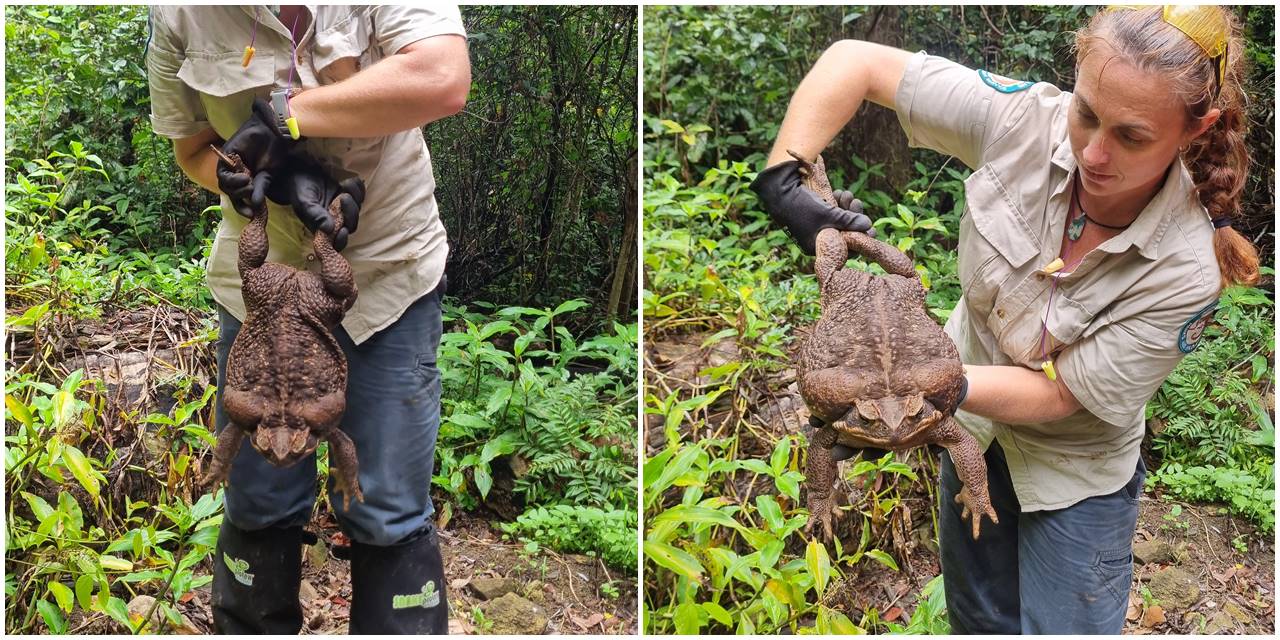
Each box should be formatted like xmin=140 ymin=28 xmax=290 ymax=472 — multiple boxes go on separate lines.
xmin=895 ymin=52 xmax=1220 ymax=511
xmin=146 ymin=5 xmax=466 ymax=344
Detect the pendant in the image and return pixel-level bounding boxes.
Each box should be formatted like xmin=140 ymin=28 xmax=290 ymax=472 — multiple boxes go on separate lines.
xmin=1067 ymin=213 xmax=1086 ymax=241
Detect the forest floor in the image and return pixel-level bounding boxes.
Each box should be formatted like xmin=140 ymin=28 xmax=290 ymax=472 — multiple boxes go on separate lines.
xmin=646 ymin=332 xmax=1275 ymax=635
xmin=173 ymin=510 xmax=638 ymax=635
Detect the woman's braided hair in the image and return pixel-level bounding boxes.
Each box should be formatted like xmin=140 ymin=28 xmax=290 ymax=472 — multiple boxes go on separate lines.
xmin=1075 ymin=6 xmax=1259 ymax=288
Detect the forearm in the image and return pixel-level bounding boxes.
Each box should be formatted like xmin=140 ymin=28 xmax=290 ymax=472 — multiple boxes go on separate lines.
xmin=766 ymin=40 xmax=908 ymax=167
xmin=288 ymin=35 xmax=470 ymax=138
xmin=173 ymin=129 xmax=223 ymax=195
xmin=961 ymin=364 xmax=1083 ymax=425
xmin=767 ymin=41 xmax=870 ymax=167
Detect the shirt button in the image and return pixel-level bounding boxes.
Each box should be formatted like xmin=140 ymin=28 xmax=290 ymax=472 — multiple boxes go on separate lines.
xmin=996 ymin=308 xmax=1006 ymax=319
xmin=306 ymin=253 xmax=316 ymax=262
xmin=1036 ymin=273 xmax=1046 ymax=281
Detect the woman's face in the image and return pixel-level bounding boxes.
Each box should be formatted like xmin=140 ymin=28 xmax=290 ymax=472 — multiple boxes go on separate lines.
xmin=1068 ymin=45 xmax=1212 ymax=202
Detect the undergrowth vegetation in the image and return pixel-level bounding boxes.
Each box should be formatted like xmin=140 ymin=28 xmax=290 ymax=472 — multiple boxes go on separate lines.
xmin=642 ymin=4 xmax=1273 ymax=635
xmin=5 ymin=4 xmax=638 ymax=634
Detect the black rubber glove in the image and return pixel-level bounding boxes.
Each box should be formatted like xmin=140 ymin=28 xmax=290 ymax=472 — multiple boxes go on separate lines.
xmin=216 ymin=97 xmax=295 ymax=217
xmin=750 ymin=159 xmax=874 ymax=255
xmin=266 ymin=156 xmax=365 ymax=252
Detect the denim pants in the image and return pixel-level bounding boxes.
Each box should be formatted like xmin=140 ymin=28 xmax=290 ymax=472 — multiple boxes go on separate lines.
xmin=213 ymin=285 xmax=444 ymax=546
xmin=938 ymin=441 xmax=1144 ymax=634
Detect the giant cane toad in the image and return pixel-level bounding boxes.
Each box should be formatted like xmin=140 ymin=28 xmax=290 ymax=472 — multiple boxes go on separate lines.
xmin=203 ymin=148 xmax=364 ymax=509
xmin=791 ymin=150 xmax=996 ymax=541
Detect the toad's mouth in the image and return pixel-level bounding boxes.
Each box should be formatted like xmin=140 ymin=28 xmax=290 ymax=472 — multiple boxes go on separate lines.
xmin=251 ymin=421 xmax=321 ymax=468
xmin=826 ymin=393 xmax=947 ymax=445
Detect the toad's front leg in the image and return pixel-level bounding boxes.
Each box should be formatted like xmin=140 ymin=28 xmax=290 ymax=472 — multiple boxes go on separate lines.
xmin=327 ymin=429 xmax=364 ymax=510
xmin=804 ymin=425 xmax=840 ymax=542
xmin=203 ymin=422 xmax=247 ymax=490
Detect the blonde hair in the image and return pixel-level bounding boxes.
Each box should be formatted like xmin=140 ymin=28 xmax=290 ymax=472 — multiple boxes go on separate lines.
xmin=1075 ymin=6 xmax=1259 ymax=288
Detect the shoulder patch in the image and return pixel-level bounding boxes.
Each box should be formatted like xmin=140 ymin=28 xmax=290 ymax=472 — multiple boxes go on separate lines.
xmin=978 ymin=69 xmax=1034 ymax=94
xmin=1177 ymin=301 xmax=1217 ymax=353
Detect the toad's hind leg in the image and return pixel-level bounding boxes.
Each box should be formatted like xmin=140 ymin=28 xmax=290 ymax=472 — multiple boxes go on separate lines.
xmin=801 ymin=366 xmax=871 ymax=424
xmin=842 ymin=231 xmax=917 ymax=280
xmin=908 ymin=358 xmax=965 ymax=408
xmin=933 ymin=417 xmax=997 ymax=539
xmin=814 ymin=228 xmax=849 ymax=289
xmin=327 ymin=429 xmax=364 ymax=510
xmin=312 ymin=196 xmax=357 ymax=310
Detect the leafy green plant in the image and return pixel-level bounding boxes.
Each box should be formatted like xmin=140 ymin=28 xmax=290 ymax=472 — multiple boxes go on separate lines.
xmin=5 ymin=369 xmax=222 ymax=634
xmin=501 ymin=505 xmax=637 ymax=572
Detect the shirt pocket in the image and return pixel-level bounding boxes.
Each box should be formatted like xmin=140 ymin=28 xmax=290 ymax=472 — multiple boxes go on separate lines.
xmin=312 ymin=12 xmax=375 ymax=84
xmin=998 ymin=286 xmax=1097 ymax=369
xmin=959 ymin=165 xmax=1039 ymax=320
xmin=307 ymin=13 xmax=386 ymax=178
xmin=177 ymin=50 xmax=275 ymax=137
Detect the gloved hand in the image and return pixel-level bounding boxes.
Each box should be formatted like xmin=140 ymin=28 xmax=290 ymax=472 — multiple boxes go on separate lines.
xmin=265 ymin=155 xmax=365 ymax=252
xmin=216 ymin=97 xmax=295 ymax=217
xmin=750 ymin=159 xmax=874 ymax=255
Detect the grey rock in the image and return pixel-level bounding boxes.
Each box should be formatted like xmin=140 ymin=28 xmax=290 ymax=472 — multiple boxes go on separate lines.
xmin=470 ymin=576 xmax=518 ymax=601
xmin=481 ymin=592 xmax=549 ymax=635
xmin=1145 ymin=566 xmax=1200 ymax=610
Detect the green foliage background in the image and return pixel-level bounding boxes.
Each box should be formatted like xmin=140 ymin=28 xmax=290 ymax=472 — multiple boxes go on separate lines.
xmin=4 ymin=5 xmax=638 ymax=634
xmin=643 ymin=5 xmax=1274 ymax=635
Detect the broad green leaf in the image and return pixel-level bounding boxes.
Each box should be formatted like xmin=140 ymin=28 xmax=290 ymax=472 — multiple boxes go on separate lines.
xmin=100 ymin=555 xmax=133 ymax=571
xmin=47 ymin=581 xmax=73 ymax=613
xmin=473 ymin=465 xmax=493 ymax=498
xmin=660 ymin=119 xmax=685 ymax=134
xmin=769 ymin=436 xmax=791 ymax=475
xmin=60 ymin=445 xmax=100 ymax=501
xmin=37 ymin=599 xmax=67 ymax=634
xmin=651 ymin=505 xmax=741 ymax=531
xmin=702 ymin=601 xmax=732 ymax=627
xmin=755 ymin=495 xmax=783 ymax=530
xmin=643 ymin=540 xmax=704 ymax=580
xmin=775 ymin=472 xmax=800 ymax=502
xmin=5 ymin=395 xmax=33 ymax=427
xmin=806 ymin=540 xmax=832 ymax=598
xmin=102 ymin=596 xmax=131 ymax=628
xmin=738 ymin=459 xmax=772 ymax=476
xmin=74 ymin=574 xmax=95 ymax=611
xmin=829 ymin=609 xmax=865 ymax=634
xmin=673 ymin=601 xmax=704 ymax=634
xmin=865 ymin=549 xmax=899 ymax=571
xmin=644 ymin=445 xmax=700 ymax=503
xmin=22 ymin=492 xmax=55 ymax=522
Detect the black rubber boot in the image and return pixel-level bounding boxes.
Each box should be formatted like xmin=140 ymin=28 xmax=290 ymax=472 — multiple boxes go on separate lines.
xmin=211 ymin=521 xmax=306 ymax=634
xmin=349 ymin=524 xmax=449 ymax=634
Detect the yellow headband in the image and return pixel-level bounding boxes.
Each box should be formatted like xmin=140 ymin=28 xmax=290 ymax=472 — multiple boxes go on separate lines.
xmin=1107 ymin=4 xmax=1228 ymax=94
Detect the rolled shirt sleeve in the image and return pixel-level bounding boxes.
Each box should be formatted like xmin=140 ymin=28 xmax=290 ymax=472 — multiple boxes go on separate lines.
xmin=371 ymin=5 xmax=467 ymax=56
xmin=894 ymin=51 xmax=1057 ymax=171
xmin=1056 ymin=291 xmax=1219 ymax=426
xmin=145 ymin=6 xmax=210 ymax=139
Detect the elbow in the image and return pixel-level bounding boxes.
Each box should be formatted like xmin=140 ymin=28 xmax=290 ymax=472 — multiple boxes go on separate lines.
xmin=1050 ymin=381 xmax=1083 ymax=421
xmin=435 ymin=67 xmax=470 ymax=117
xmin=823 ymin=38 xmax=867 ymax=63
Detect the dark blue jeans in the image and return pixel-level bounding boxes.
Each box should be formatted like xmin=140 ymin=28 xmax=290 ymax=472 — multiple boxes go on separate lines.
xmin=213 ymin=286 xmax=443 ymax=546
xmin=938 ymin=441 xmax=1144 ymax=634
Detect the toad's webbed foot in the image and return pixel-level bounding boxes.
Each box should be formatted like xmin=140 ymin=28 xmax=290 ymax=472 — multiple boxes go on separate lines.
xmin=955 ymin=484 xmax=998 ymax=540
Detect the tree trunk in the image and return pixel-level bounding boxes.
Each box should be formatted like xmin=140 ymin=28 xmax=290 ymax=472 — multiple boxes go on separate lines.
xmin=606 ymin=151 xmax=638 ymax=324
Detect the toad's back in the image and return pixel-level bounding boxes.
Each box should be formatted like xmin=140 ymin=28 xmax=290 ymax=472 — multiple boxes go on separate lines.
xmin=227 ymin=263 xmax=347 ymax=402
xmin=799 ymin=269 xmax=958 ymax=397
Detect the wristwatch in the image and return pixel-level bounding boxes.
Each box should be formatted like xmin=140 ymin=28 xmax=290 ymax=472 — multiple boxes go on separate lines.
xmin=269 ymin=88 xmax=297 ymax=138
